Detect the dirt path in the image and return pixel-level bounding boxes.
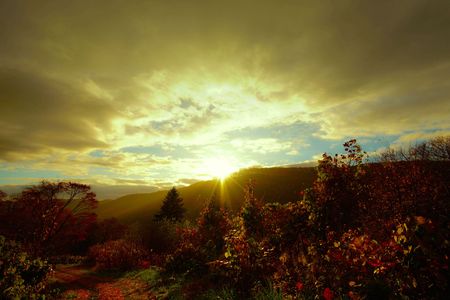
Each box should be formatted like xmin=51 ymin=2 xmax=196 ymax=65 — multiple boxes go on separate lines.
xmin=51 ymin=264 xmax=156 ymax=300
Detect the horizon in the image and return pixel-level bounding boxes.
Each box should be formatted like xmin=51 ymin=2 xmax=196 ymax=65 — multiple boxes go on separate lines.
xmin=1 ymin=1 xmax=449 ymax=190
xmin=0 ymin=163 xmax=317 ymax=200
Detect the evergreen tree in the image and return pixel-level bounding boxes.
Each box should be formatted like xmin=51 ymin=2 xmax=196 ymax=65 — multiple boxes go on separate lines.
xmin=154 ymin=187 xmax=186 ymax=222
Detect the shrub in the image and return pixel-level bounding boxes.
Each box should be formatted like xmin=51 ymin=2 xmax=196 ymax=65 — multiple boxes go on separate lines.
xmin=196 ymin=200 xmax=232 ymax=259
xmin=89 ymin=218 xmax=129 ymax=245
xmin=164 ymin=137 xmax=450 ymax=299
xmin=143 ymin=219 xmax=181 ymax=254
xmin=88 ymin=239 xmax=147 ymax=271
xmin=165 ymin=226 xmax=203 ymax=274
xmin=253 ymin=281 xmax=284 ymax=300
xmin=0 ymin=182 xmax=97 ymax=257
xmin=291 ymin=139 xmax=450 ymax=299
xmin=0 ymin=236 xmax=52 ymax=299
xmin=210 ymin=191 xmax=278 ymax=296
xmin=166 ymin=201 xmax=231 ymax=275
xmin=49 ymin=255 xmax=87 ymax=265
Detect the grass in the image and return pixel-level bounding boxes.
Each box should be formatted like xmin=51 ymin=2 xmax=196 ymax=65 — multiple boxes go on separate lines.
xmin=52 ymin=264 xmax=316 ymax=299
xmin=127 ymin=268 xmax=289 ymax=299
xmin=131 ymin=267 xmax=161 ymax=284
xmin=198 ymin=287 xmax=237 ymax=299
xmin=125 ymin=267 xmax=184 ymax=299
xmin=253 ymin=281 xmax=284 ymax=300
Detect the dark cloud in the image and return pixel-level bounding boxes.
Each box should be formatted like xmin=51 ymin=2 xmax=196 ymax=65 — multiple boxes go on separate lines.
xmin=0 ymin=67 xmax=118 ymax=160
xmin=1 ymin=1 xmax=448 ymax=105
xmin=179 ymin=98 xmax=202 ymax=110
xmin=0 ymin=0 xmax=449 ymax=183
xmin=2 ymin=1 xmax=447 ymax=80
xmin=323 ymin=77 xmax=450 ymax=137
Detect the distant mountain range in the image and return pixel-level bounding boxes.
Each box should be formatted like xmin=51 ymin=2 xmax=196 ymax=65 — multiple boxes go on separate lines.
xmin=96 ymin=167 xmax=317 ymax=224
xmin=0 ymin=184 xmax=162 ymax=201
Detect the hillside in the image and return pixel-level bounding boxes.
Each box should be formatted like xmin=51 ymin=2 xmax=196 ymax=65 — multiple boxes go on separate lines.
xmin=96 ymin=167 xmax=316 ymax=224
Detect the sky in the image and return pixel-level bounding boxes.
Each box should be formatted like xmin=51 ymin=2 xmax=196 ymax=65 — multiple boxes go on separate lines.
xmin=1 ymin=0 xmax=449 ymax=194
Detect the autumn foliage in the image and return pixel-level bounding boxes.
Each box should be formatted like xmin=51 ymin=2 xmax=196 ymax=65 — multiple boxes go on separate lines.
xmin=0 ymin=236 xmax=51 ymax=299
xmin=0 ymin=181 xmax=98 ymax=257
xmin=0 ymin=182 xmax=99 ymax=298
xmin=0 ymin=137 xmax=449 ymax=299
xmin=164 ymin=137 xmax=449 ymax=299
xmin=88 ymin=239 xmax=147 ymax=272
xmin=165 ymin=199 xmax=231 ymax=275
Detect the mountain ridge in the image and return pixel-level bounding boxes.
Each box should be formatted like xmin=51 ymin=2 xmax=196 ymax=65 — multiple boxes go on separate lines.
xmin=96 ymin=166 xmax=317 ymax=224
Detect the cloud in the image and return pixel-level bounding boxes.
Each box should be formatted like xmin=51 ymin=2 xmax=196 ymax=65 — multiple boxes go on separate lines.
xmin=395 ymin=130 xmax=450 ymax=145
xmin=0 ymin=0 xmax=449 ymax=185
xmin=231 ymin=138 xmax=293 ymax=154
xmin=30 ymin=150 xmax=173 ymax=179
xmin=147 ymin=103 xmax=223 ymax=136
xmin=0 ymin=68 xmax=120 ymax=160
xmin=317 ymin=67 xmax=450 ymax=139
xmin=177 ymin=178 xmax=202 ymax=186
xmin=3 ymin=1 xmax=447 ymax=140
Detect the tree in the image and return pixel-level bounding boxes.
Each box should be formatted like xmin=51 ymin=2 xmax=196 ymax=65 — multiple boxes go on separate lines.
xmin=196 ymin=197 xmax=231 ymax=258
xmin=379 ymin=135 xmax=450 ymax=162
xmin=154 ymin=187 xmax=185 ymax=222
xmin=89 ymin=217 xmax=128 ymax=244
xmin=0 ymin=181 xmax=97 ymax=256
xmin=0 ymin=190 xmax=6 ymax=201
xmin=313 ymin=139 xmax=368 ymax=233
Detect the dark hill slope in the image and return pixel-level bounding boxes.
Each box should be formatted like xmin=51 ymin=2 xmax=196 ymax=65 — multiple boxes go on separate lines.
xmin=96 ymin=167 xmax=316 ymax=224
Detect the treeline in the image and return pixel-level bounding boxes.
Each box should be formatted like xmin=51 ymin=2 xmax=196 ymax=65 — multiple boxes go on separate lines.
xmin=1 ymin=136 xmax=449 ymax=299
xmin=155 ymin=137 xmax=449 ymax=299
xmin=0 ymin=182 xmax=99 ymax=298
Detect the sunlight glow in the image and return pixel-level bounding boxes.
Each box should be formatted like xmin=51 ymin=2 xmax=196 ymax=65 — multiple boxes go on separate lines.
xmin=202 ymin=157 xmax=237 ymax=180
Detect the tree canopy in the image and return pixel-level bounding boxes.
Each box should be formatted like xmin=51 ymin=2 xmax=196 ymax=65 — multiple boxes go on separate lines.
xmin=154 ymin=187 xmax=186 ymax=222
xmin=0 ymin=181 xmax=97 ymax=256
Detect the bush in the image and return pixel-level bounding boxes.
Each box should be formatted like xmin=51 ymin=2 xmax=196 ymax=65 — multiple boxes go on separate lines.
xmin=165 ymin=200 xmax=233 ymax=277
xmin=163 ymin=137 xmax=450 ymax=299
xmin=87 ymin=239 xmax=147 ymax=271
xmin=0 ymin=182 xmax=97 ymax=257
xmin=0 ymin=236 xmax=52 ymax=299
xmin=209 ymin=139 xmax=450 ymax=298
xmin=142 ymin=219 xmax=182 ymax=254
xmin=165 ymin=225 xmax=203 ymax=274
xmin=49 ymin=255 xmax=87 ymax=265
xmin=89 ymin=218 xmax=129 ymax=245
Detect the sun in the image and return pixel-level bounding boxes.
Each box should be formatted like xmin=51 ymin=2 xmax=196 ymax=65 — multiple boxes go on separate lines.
xmin=202 ymin=157 xmax=237 ymax=180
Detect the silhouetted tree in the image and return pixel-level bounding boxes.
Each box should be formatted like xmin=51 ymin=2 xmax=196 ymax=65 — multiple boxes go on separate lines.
xmin=0 ymin=181 xmax=97 ymax=256
xmin=379 ymin=135 xmax=450 ymax=162
xmin=154 ymin=187 xmax=185 ymax=222
xmin=89 ymin=217 xmax=128 ymax=244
